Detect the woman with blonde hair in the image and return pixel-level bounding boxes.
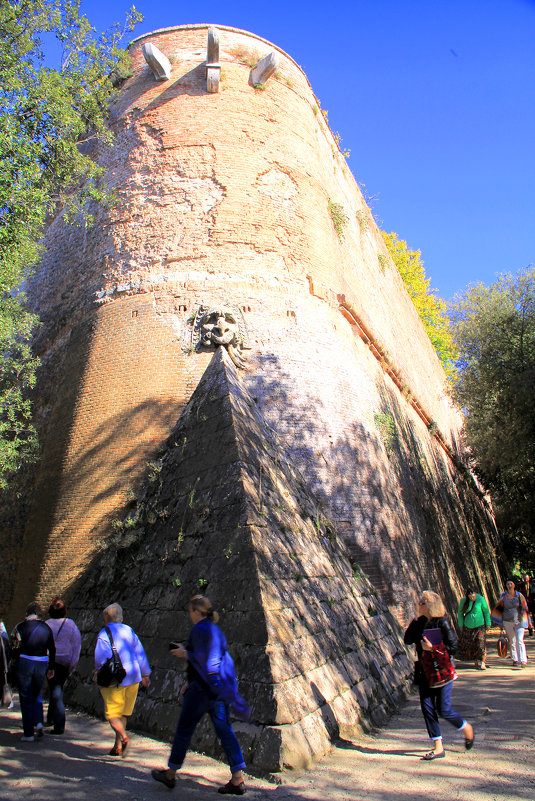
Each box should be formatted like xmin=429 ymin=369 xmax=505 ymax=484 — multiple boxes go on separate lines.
xmin=151 ymin=595 xmax=249 ymax=795
xmin=404 ymin=590 xmax=474 ymax=760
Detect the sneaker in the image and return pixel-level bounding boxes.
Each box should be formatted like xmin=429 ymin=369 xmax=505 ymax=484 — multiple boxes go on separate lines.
xmin=218 ymin=780 xmax=247 ymax=795
xmin=20 ymin=736 xmax=35 ymax=742
xmin=151 ymin=769 xmax=176 ymax=789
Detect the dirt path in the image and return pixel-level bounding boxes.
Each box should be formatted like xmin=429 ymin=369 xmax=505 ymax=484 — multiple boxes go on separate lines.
xmin=1 ymin=633 xmax=534 ymax=801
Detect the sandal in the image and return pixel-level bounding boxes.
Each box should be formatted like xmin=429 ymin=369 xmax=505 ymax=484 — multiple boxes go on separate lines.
xmin=421 ymin=750 xmax=445 ymax=760
xmin=109 ymin=744 xmax=122 ymax=756
xmin=121 ymin=737 xmax=130 ymax=758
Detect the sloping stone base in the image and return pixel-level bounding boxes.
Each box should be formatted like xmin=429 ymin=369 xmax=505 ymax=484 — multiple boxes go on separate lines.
xmin=66 ymin=348 xmax=411 ymax=771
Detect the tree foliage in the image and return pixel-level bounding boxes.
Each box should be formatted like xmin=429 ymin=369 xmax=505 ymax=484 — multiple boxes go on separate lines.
xmin=381 ymin=231 xmax=458 ymax=379
xmin=450 ymin=267 xmax=535 ymax=567
xmin=0 ymin=0 xmax=141 ymax=488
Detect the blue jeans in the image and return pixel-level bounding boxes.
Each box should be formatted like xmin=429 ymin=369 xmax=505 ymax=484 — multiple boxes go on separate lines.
xmin=169 ymin=681 xmax=246 ymax=773
xmin=47 ymin=663 xmax=70 ymax=733
xmin=419 ymin=680 xmax=466 ymax=740
xmin=17 ymin=658 xmax=48 ymax=737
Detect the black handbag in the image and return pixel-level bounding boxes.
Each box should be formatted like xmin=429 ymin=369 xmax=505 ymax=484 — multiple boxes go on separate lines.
xmin=96 ymin=626 xmax=126 ymax=687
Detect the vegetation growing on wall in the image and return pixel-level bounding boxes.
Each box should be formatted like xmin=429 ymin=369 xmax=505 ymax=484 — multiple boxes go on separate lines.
xmin=381 ymin=232 xmax=458 ymax=379
xmin=328 ymin=199 xmax=349 ymax=242
xmin=374 ymin=411 xmax=397 ymax=454
xmin=449 ymin=267 xmax=535 ymax=568
xmin=0 ymin=0 xmax=141 ymax=487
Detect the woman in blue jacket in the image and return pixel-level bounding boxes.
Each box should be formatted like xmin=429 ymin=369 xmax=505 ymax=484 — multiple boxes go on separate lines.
xmin=151 ymin=595 xmax=249 ymax=795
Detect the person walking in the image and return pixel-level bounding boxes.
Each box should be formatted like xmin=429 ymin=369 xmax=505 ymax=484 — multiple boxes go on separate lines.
xmin=11 ymin=602 xmax=55 ymax=742
xmin=516 ymin=574 xmax=533 ymax=636
xmin=46 ymin=598 xmax=81 ymax=734
xmin=1 ymin=620 xmax=13 ymax=709
xmin=457 ymin=587 xmax=491 ymax=669
xmin=491 ymin=578 xmax=529 ymax=668
xmin=404 ymin=590 xmax=474 ymax=760
xmin=94 ymin=603 xmax=151 ymax=756
xmin=151 ymin=595 xmax=250 ymax=794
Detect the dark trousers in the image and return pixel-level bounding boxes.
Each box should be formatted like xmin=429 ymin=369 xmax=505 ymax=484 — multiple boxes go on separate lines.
xmin=419 ymin=680 xmax=465 ymax=740
xmin=17 ymin=658 xmax=48 ymax=737
xmin=169 ymin=681 xmax=246 ymax=773
xmin=47 ymin=663 xmax=70 ymax=733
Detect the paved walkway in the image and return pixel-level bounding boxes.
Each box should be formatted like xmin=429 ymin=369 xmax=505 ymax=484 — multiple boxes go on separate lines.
xmin=1 ymin=633 xmax=534 ymax=801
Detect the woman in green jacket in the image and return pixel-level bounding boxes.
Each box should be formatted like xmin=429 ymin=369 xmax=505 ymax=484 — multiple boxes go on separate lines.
xmin=457 ymin=588 xmax=491 ymax=669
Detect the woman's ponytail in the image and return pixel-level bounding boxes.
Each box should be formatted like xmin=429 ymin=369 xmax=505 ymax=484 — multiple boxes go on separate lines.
xmin=190 ymin=595 xmax=219 ymax=623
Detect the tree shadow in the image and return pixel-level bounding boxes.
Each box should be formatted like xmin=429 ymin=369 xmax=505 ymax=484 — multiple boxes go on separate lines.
xmin=243 ymin=351 xmax=502 ymax=622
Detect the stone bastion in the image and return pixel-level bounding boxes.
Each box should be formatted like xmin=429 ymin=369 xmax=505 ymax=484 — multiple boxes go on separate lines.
xmin=0 ymin=24 xmax=502 ymax=772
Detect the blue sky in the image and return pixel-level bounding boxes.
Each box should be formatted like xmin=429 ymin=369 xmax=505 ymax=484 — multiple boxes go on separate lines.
xmin=75 ymin=0 xmax=535 ymax=300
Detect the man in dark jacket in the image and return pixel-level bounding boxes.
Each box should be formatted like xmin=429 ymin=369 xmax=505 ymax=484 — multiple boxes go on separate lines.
xmin=11 ymin=602 xmax=55 ymax=741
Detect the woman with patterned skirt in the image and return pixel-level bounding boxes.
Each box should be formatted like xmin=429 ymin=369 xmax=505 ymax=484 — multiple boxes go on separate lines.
xmin=457 ymin=588 xmax=491 ymax=669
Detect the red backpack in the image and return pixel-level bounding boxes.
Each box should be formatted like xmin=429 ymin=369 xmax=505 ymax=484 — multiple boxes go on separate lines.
xmin=421 ymin=644 xmax=458 ymax=688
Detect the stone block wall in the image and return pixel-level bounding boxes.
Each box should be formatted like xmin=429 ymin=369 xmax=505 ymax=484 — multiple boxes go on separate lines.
xmin=66 ymin=350 xmax=412 ymax=771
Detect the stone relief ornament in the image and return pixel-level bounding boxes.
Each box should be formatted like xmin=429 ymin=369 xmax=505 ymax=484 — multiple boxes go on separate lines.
xmin=185 ymin=303 xmax=251 ymax=368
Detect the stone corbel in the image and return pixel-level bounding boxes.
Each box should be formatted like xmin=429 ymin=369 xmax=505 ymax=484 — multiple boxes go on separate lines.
xmin=250 ymin=52 xmax=279 ymax=87
xmin=206 ymin=26 xmax=220 ymax=93
xmin=142 ymin=42 xmax=171 ymax=81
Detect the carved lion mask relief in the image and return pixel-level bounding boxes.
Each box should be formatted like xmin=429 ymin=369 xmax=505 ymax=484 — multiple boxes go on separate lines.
xmin=188 ymin=304 xmax=249 ymax=368
xmin=201 ymin=308 xmax=240 ymax=348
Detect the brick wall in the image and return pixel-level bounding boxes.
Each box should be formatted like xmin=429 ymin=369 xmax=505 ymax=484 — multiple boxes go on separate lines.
xmin=2 ymin=24 xmax=501 ymax=627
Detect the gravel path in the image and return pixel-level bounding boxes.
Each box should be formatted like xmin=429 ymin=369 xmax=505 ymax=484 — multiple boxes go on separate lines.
xmin=1 ymin=633 xmax=533 ymax=801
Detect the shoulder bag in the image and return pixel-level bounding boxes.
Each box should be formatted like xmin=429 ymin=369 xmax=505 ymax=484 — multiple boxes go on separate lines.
xmin=0 ymin=637 xmax=13 ymax=707
xmin=496 ymin=630 xmax=509 ymax=657
xmin=421 ymin=643 xmax=458 ymax=688
xmin=96 ymin=626 xmax=126 ymax=687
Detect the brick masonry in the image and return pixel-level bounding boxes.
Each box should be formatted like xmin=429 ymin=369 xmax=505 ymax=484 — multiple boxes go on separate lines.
xmin=0 ymin=22 xmax=502 ymax=766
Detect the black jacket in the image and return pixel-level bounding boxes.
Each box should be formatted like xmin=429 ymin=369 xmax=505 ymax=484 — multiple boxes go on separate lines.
xmin=404 ymin=615 xmax=457 ymax=662
xmin=12 ymin=618 xmax=56 ymax=662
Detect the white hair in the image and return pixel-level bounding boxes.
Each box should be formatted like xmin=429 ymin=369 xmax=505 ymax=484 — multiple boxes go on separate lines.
xmin=103 ymin=603 xmax=123 ymax=622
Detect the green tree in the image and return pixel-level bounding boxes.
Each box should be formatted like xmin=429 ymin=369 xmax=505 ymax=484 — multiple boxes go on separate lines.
xmin=449 ymin=267 xmax=535 ymax=566
xmin=381 ymin=231 xmax=458 ymax=379
xmin=0 ymin=0 xmax=141 ymax=488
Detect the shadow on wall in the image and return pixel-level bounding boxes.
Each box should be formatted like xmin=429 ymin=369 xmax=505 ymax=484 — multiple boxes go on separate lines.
xmin=3 ymin=309 xmax=187 ymax=625
xmin=58 ymin=348 xmax=411 ymax=772
xmin=0 ymin=316 xmax=94 ymax=623
xmin=35 ymin=396 xmax=184 ymax=596
xmin=244 ymin=352 xmax=501 ymax=621
xmin=113 ymin=63 xmax=210 ymax=121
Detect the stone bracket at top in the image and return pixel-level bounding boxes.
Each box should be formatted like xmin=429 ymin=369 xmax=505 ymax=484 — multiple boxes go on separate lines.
xmin=250 ymin=52 xmax=279 ymax=87
xmin=142 ymin=42 xmax=171 ymax=80
xmin=141 ymin=26 xmax=279 ymax=94
xmin=206 ymin=26 xmax=221 ymax=93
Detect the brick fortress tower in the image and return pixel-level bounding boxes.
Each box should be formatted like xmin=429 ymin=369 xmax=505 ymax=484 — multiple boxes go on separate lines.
xmin=1 ymin=25 xmax=502 ymax=769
